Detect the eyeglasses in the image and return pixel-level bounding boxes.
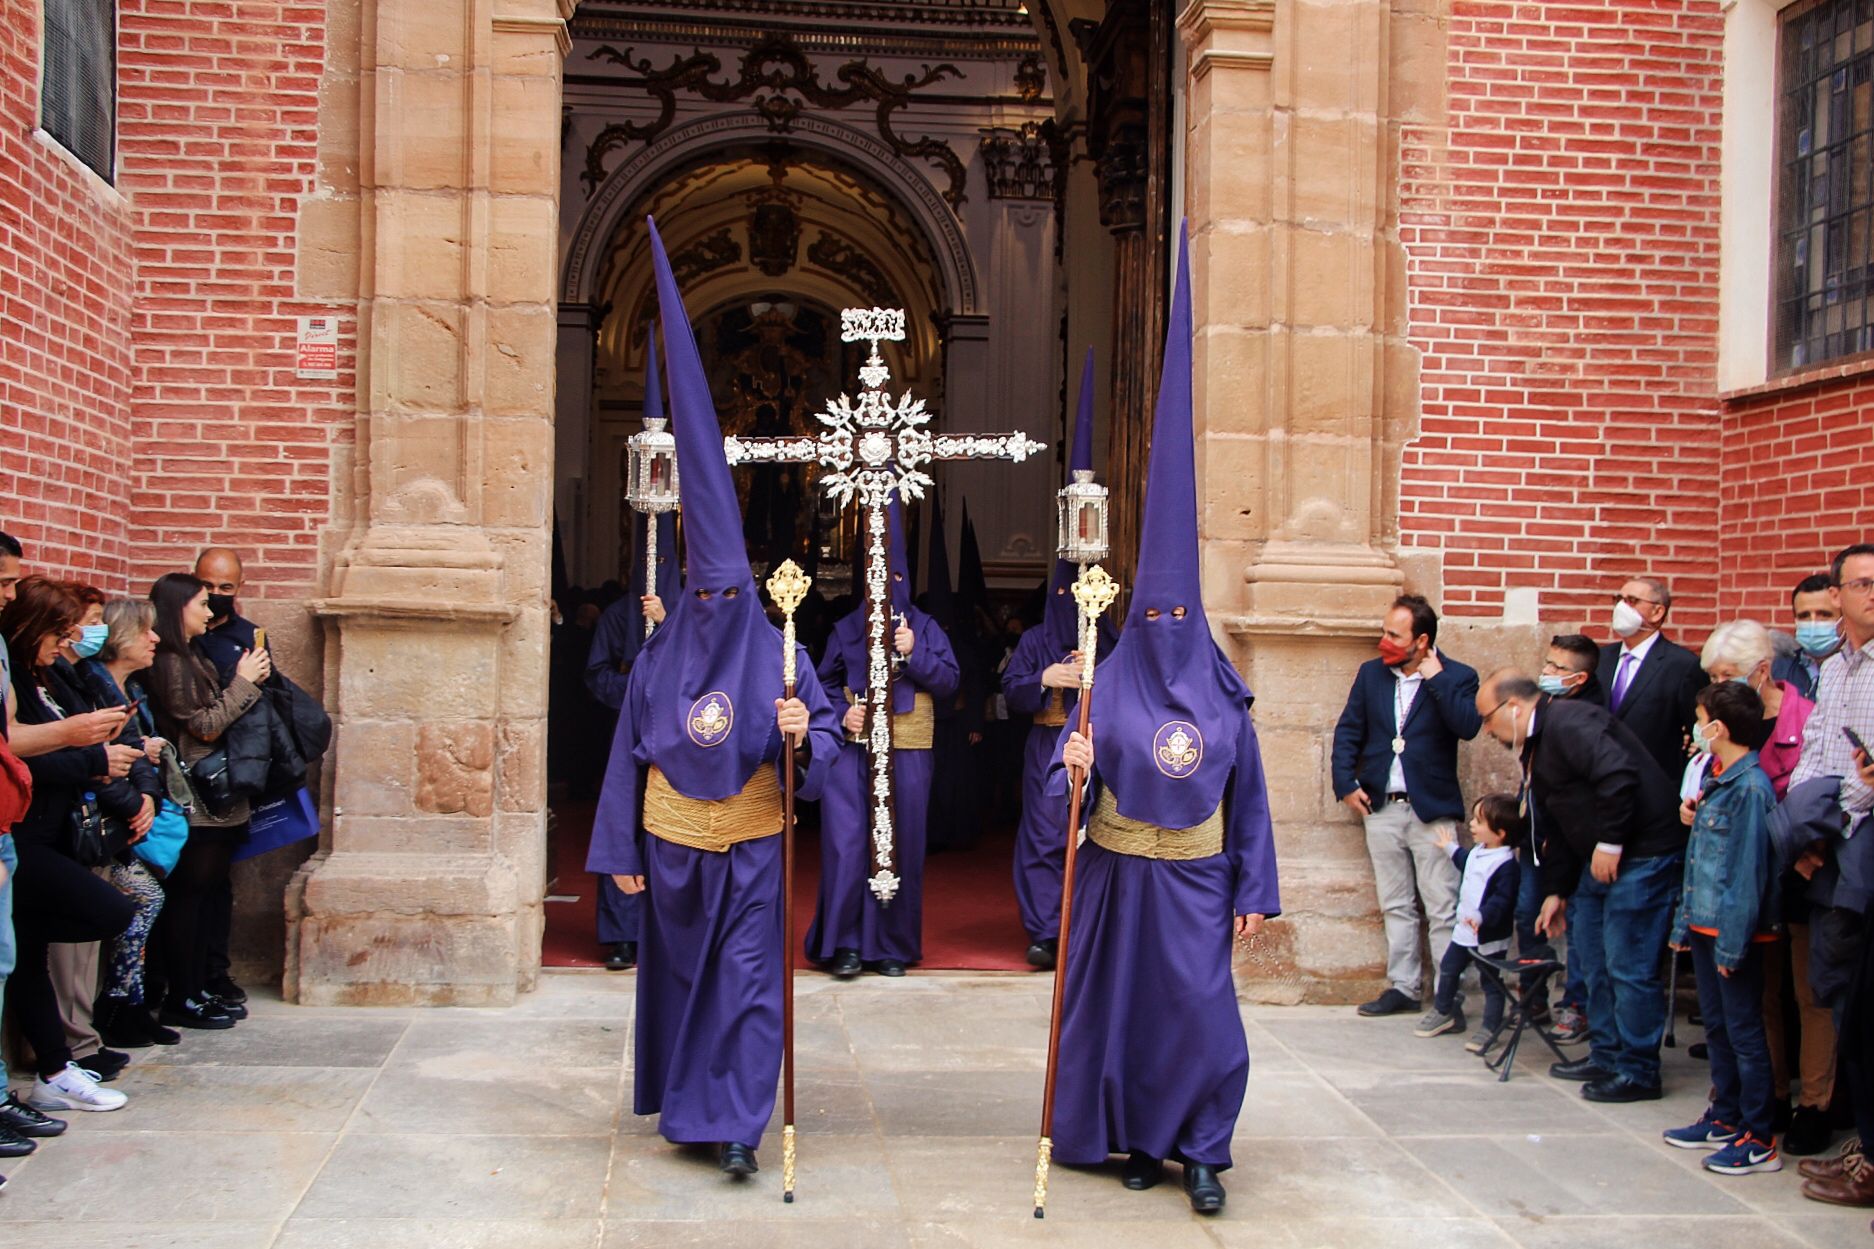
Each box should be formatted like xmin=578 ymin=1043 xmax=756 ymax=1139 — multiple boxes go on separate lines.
xmin=1611 ymin=593 xmax=1661 ymax=609
xmin=1538 ymin=660 xmax=1575 ymax=675
xmin=1843 ymin=577 xmax=1874 ymax=596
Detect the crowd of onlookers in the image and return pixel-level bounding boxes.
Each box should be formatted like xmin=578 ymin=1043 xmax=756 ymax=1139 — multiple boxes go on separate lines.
xmin=1334 ymin=543 xmax=1874 ymax=1208
xmin=0 ymin=534 xmax=327 ymax=1193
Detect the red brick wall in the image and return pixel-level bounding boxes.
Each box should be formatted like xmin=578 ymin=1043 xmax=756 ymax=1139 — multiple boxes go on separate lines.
xmin=1720 ymin=373 xmax=1874 ymax=623
xmin=117 ymin=0 xmax=347 ymax=600
xmin=1398 ymin=0 xmax=1726 ymax=637
xmin=0 ymin=0 xmax=138 ymax=585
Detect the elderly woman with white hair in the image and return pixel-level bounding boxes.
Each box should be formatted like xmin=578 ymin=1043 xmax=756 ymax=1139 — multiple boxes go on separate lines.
xmin=1698 ymin=617 xmax=1834 ymax=1157
xmin=1700 ymin=619 xmax=1813 ymax=797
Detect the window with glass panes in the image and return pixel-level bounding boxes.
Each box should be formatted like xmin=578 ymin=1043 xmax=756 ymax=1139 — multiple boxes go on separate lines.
xmin=39 ymin=0 xmax=116 ymax=183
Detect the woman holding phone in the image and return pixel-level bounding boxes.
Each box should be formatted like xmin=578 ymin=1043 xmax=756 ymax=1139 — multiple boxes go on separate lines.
xmin=145 ymin=572 xmax=269 ymax=1030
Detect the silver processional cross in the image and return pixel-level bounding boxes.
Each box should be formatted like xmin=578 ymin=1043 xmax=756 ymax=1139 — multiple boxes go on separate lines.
xmin=725 ymin=308 xmax=1045 ymax=902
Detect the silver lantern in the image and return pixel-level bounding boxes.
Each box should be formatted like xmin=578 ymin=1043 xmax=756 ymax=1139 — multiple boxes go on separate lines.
xmin=1056 ymin=468 xmax=1109 ymax=566
xmin=625 ymin=416 xmax=680 ymax=515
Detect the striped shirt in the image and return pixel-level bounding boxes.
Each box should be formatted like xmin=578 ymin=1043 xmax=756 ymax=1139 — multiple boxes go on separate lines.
xmin=1791 ymin=634 xmax=1874 ymax=821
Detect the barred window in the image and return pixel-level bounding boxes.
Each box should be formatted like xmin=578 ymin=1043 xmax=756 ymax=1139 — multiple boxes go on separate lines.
xmin=39 ymin=0 xmax=116 ymax=183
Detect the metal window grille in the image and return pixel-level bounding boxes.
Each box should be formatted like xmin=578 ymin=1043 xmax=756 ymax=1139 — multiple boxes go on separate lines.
xmin=39 ymin=0 xmax=116 ymax=183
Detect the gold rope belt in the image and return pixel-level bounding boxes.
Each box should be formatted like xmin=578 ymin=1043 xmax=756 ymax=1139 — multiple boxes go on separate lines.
xmin=642 ymin=765 xmax=782 ymax=853
xmin=844 ymin=689 xmax=935 ymax=749
xmin=1085 ymin=787 xmax=1224 ymax=860
xmin=1033 ymin=689 xmax=1069 ymax=728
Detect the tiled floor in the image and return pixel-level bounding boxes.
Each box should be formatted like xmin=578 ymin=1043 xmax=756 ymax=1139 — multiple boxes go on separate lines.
xmin=0 ymin=971 xmax=1863 ymax=1248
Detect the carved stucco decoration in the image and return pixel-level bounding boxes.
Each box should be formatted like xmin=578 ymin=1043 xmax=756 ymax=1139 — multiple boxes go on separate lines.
xmin=669 ymin=226 xmax=742 ymax=285
xmin=979 ymin=119 xmax=1063 ymax=202
xmin=582 ymin=33 xmax=969 ymax=208
xmin=805 ymin=231 xmax=895 ymax=307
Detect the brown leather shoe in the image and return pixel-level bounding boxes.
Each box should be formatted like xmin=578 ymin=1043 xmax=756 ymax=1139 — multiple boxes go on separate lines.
xmin=1799 ymin=1138 xmax=1864 ymax=1182
xmin=1802 ymin=1155 xmax=1874 ymax=1208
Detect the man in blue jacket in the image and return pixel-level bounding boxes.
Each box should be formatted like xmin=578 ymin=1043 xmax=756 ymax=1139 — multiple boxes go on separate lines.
xmin=1333 ymin=595 xmax=1483 ymax=1017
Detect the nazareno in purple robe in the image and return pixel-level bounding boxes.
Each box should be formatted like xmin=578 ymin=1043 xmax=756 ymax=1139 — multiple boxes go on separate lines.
xmin=586 ymin=644 xmax=841 ymax=1147
xmin=805 ymin=601 xmax=959 ymax=964
xmin=1041 ymin=222 xmax=1282 ymax=1169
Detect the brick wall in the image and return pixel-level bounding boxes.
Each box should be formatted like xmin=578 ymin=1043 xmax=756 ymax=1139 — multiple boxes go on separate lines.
xmin=117 ymin=0 xmax=347 ymax=601
xmin=1720 ymin=372 xmax=1874 ymax=623
xmin=0 ymin=0 xmax=137 ymax=584
xmin=1398 ymin=0 xmax=1726 ymax=637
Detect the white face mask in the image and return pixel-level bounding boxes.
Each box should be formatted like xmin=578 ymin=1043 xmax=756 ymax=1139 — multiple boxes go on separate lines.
xmin=1695 ymin=720 xmax=1722 ymax=751
xmin=1611 ymin=599 xmax=1646 ymax=638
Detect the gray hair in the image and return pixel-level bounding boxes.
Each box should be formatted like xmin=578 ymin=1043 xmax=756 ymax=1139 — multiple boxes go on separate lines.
xmin=98 ymin=598 xmax=155 ymax=665
xmin=1700 ymin=619 xmax=1772 ymax=676
xmin=1628 ymin=575 xmax=1672 ymax=611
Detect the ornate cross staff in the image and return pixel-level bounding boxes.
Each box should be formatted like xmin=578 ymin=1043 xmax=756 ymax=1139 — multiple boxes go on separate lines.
xmin=765 ymin=557 xmax=812 ymax=1204
xmin=725 ymin=307 xmax=1045 ymax=902
xmin=1033 ymin=563 xmax=1121 ymax=1219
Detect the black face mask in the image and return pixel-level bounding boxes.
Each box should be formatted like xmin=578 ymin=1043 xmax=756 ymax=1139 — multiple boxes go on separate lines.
xmin=206 ymin=593 xmax=237 ymax=620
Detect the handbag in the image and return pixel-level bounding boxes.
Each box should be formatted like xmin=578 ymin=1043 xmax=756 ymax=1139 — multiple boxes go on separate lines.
xmin=132 ymin=797 xmax=191 ymax=876
xmin=185 ymin=746 xmax=238 ymax=819
xmin=234 ymin=786 xmax=321 ymax=862
xmin=156 ymin=741 xmax=199 ymax=815
xmin=67 ymin=790 xmax=132 ymax=867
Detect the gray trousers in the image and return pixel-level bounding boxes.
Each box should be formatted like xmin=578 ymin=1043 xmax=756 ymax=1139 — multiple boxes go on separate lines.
xmin=1363 ymin=800 xmax=1461 ymax=1000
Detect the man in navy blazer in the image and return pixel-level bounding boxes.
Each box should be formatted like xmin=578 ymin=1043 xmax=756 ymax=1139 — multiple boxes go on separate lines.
xmin=1596 ymin=576 xmax=1705 ymax=787
xmin=1333 ymin=595 xmax=1484 ymax=1018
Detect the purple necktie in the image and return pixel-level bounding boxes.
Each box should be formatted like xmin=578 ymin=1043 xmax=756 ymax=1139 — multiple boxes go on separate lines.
xmin=1611 ymin=651 xmax=1635 ymax=711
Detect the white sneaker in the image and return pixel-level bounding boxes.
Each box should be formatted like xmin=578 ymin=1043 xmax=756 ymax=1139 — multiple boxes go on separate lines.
xmin=29 ymin=1062 xmax=127 ymax=1112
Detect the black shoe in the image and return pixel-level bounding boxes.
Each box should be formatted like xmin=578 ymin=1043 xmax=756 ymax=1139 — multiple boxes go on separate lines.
xmin=1582 ymin=1075 xmax=1662 ymax=1103
xmin=1 ymin=1093 xmax=66 ymax=1138
xmin=1549 ymin=1057 xmax=1612 ymax=1082
xmin=1025 ymin=939 xmax=1058 ymax=971
xmin=160 ymin=997 xmax=237 ymax=1030
xmin=205 ymin=975 xmax=247 ymax=1005
xmin=719 ymin=1142 xmax=759 ymax=1176
xmin=831 ymin=949 xmax=863 ymax=979
xmin=603 ymin=942 xmax=637 ymax=972
xmin=80 ymin=1048 xmax=130 ymax=1082
xmin=204 ymin=992 xmax=248 ymax=1021
xmin=875 ymin=959 xmax=907 ymax=978
xmin=146 ymin=1018 xmax=182 ymax=1046
xmin=1785 ymin=1105 xmax=1835 ymax=1157
xmin=1121 ymin=1151 xmax=1163 ymax=1190
xmin=0 ymin=1124 xmax=36 ymax=1159
xmin=1357 ymin=988 xmax=1420 ymax=1017
xmin=1687 ymin=1041 xmax=1708 ymax=1061
xmin=1182 ymin=1163 xmax=1225 ymax=1213
xmin=95 ymin=1000 xmax=150 ymax=1049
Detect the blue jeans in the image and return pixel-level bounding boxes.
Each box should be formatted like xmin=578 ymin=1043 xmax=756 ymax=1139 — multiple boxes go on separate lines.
xmin=1562 ymin=897 xmax=1586 ymax=1009
xmin=0 ymin=833 xmax=16 ymax=1025
xmin=1517 ymin=855 xmax=1587 ymax=1010
xmin=1571 ymin=851 xmax=1682 ymax=1086
xmin=1433 ymin=940 xmax=1505 ymax=1029
xmin=1689 ymin=932 xmax=1773 ymax=1139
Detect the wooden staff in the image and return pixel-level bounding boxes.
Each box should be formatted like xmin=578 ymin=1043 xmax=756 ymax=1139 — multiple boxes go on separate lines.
xmin=1033 ymin=564 xmax=1120 ymax=1219
xmin=766 ymin=558 xmax=812 ymax=1203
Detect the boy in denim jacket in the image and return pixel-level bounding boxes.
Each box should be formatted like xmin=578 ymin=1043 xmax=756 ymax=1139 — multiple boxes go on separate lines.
xmin=1664 ymin=681 xmax=1782 ymax=1175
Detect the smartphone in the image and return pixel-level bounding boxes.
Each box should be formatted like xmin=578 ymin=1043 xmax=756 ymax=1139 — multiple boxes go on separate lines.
xmin=1846 ymin=725 xmax=1870 ymax=760
xmin=253 ymin=626 xmax=268 ymax=651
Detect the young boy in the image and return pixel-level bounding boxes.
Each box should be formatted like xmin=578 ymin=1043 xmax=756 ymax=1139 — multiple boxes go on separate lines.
xmin=1664 ymin=681 xmax=1782 ymax=1176
xmin=1417 ymin=794 xmax=1521 ymax=1052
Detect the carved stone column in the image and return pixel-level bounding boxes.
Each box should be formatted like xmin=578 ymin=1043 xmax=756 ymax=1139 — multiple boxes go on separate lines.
xmin=286 ymin=0 xmax=571 ymax=1005
xmin=1181 ymin=0 xmax=1409 ymax=1003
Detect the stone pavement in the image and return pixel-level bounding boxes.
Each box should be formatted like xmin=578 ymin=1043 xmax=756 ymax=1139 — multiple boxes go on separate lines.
xmin=0 ymin=971 xmax=1862 ymax=1248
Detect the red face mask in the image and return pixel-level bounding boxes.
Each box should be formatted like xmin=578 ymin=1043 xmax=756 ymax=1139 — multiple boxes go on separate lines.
xmin=1377 ymin=636 xmax=1415 ymax=668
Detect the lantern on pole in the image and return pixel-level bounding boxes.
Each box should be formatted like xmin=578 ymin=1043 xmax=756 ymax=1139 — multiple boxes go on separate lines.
xmin=1057 ymin=467 xmax=1109 ymax=637
xmin=625 ymin=415 xmax=680 ymax=636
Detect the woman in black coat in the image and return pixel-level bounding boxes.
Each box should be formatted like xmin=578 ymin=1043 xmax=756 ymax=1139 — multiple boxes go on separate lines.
xmin=1 ymin=577 xmax=137 ymax=1113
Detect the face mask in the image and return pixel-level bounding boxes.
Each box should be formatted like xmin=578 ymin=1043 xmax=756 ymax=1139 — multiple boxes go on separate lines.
xmin=1537 ymin=673 xmax=1570 ymax=697
xmin=1611 ymin=599 xmax=1645 ymax=638
xmin=72 ymin=624 xmax=108 ymax=659
xmin=1695 ymin=720 xmax=1722 ymax=750
xmin=206 ymin=593 xmax=237 ymax=619
xmin=1376 ymin=637 xmax=1415 ymax=668
xmin=1729 ymin=673 xmax=1755 ymax=689
xmin=1796 ymin=621 xmax=1841 ymax=657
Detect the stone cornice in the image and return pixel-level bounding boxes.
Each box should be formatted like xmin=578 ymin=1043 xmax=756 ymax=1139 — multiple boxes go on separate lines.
xmin=309 ymin=598 xmax=522 ymax=626
xmin=1177 ymin=0 xmax=1276 ymax=78
xmin=493 ymin=13 xmax=572 ymax=58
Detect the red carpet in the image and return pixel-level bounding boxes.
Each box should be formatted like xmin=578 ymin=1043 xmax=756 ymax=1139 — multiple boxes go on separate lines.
xmin=543 ymin=801 xmax=1032 ymax=972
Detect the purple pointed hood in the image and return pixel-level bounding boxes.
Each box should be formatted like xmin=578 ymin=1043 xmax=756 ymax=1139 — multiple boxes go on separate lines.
xmin=1040 ymin=348 xmax=1098 ymax=656
xmin=636 ymin=216 xmax=787 ymax=800
xmin=1087 ymin=222 xmax=1251 ymax=829
xmin=828 ymin=494 xmax=925 ymax=712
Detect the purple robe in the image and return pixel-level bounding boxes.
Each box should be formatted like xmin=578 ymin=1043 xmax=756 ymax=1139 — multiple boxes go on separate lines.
xmin=805 ymin=607 xmax=959 ymax=963
xmin=586 ymin=643 xmax=841 ymax=1147
xmin=1046 ymin=718 xmax=1279 ymax=1167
